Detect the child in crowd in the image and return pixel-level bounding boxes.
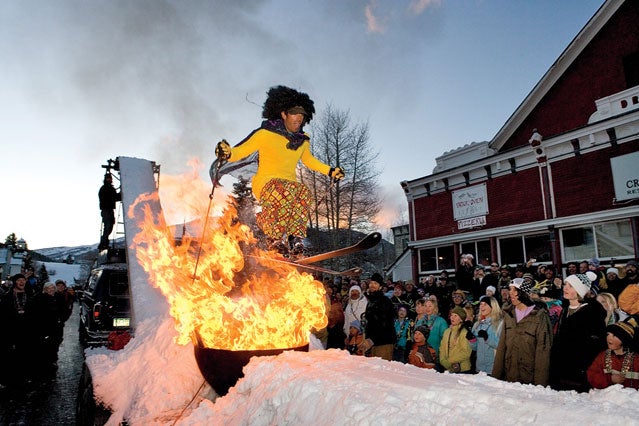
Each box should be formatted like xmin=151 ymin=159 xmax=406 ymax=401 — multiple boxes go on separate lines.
xmin=393 ymin=305 xmax=412 ymax=363
xmin=408 ymin=325 xmax=437 ymax=369
xmin=587 ymin=317 xmax=639 ymax=390
xmin=345 ymin=320 xmax=365 ymax=356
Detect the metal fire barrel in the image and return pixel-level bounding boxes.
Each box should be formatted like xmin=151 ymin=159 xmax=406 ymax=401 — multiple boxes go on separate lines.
xmin=193 ymin=336 xmax=308 ymax=396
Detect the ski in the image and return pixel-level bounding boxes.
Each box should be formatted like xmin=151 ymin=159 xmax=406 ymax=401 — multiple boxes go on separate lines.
xmin=296 ymin=232 xmax=382 ymax=265
xmin=249 ymin=254 xmax=363 ymax=276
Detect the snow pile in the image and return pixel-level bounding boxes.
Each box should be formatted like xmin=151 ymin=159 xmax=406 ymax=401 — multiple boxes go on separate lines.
xmin=85 ymin=316 xmax=210 ymax=425
xmin=89 ymin=318 xmax=639 ymax=425
xmin=186 ymin=350 xmax=639 ymax=425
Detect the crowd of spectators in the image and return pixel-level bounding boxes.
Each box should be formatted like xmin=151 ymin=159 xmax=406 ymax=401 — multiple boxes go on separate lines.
xmin=0 ymin=270 xmax=75 ymax=389
xmin=318 ymin=255 xmax=639 ymax=392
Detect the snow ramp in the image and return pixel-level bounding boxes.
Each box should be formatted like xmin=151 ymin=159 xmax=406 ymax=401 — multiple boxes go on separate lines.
xmin=118 ymin=156 xmax=171 ymax=325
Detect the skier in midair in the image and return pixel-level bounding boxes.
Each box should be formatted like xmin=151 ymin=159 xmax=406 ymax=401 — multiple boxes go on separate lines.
xmin=215 ymin=85 xmax=345 ymax=255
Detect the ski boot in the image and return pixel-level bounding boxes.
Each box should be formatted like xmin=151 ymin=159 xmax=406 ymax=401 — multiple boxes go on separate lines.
xmin=288 ymin=236 xmax=305 ymax=260
xmin=267 ymin=237 xmax=289 ymax=256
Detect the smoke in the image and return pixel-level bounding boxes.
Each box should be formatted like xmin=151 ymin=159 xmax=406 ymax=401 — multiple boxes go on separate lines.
xmin=373 ymin=183 xmax=408 ymax=229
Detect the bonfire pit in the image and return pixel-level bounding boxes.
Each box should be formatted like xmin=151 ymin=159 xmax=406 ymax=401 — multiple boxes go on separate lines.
xmin=194 ymin=338 xmax=308 ymax=396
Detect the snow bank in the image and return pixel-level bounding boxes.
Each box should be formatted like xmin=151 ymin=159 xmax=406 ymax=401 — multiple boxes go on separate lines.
xmin=182 ymin=349 xmax=639 ymax=425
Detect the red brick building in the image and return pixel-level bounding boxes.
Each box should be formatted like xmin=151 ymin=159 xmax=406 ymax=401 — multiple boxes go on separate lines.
xmin=400 ymin=0 xmax=639 ymax=281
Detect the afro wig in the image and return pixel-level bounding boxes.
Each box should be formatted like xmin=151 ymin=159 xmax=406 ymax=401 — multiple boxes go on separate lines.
xmin=262 ymin=85 xmax=315 ymax=124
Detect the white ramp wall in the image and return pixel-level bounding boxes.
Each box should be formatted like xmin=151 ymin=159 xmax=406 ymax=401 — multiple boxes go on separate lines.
xmin=118 ymin=156 xmax=170 ymax=324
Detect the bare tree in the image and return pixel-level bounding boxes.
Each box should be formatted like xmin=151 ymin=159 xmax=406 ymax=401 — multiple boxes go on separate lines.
xmin=301 ymin=104 xmax=382 ymax=250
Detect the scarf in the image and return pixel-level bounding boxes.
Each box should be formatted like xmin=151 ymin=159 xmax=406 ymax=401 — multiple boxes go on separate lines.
xmin=261 ymin=119 xmax=309 ymax=150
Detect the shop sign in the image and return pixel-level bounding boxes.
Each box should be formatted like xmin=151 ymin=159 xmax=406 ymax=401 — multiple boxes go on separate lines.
xmin=452 ymin=183 xmax=489 ymax=220
xmin=611 ymin=152 xmax=639 ymax=201
xmin=458 ymin=216 xmax=486 ymax=230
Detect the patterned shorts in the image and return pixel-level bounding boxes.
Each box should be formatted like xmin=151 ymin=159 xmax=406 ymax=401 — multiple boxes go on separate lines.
xmin=256 ymin=179 xmax=312 ymax=239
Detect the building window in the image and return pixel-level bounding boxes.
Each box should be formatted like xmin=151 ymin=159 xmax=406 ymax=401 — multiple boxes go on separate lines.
xmin=498 ymin=233 xmax=551 ymax=265
xmin=561 ymin=220 xmax=633 ymax=262
xmin=419 ymin=245 xmax=455 ymax=273
xmin=460 ymin=240 xmax=491 ymax=265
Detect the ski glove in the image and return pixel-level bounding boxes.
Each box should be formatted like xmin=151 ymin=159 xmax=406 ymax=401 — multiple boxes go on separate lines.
xmin=215 ymin=139 xmax=231 ymax=160
xmin=477 ymin=329 xmax=488 ymax=340
xmin=328 ymin=167 xmax=345 ymax=182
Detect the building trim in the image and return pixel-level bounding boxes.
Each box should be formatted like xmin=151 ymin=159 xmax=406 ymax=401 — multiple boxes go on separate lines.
xmin=408 ymin=205 xmax=639 ymax=249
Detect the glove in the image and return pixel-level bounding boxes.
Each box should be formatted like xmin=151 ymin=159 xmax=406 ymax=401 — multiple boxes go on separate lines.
xmin=477 ymin=329 xmax=488 ymax=340
xmin=464 ymin=326 xmax=475 ymax=341
xmin=215 ymin=139 xmax=231 ymax=160
xmin=328 ymin=166 xmax=345 ymax=182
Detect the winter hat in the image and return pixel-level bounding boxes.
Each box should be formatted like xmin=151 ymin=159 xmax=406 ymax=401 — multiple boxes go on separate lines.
xmin=626 ymin=260 xmax=638 ymax=269
xmin=564 ymin=274 xmax=593 ymax=298
xmin=522 ymin=273 xmax=535 ymax=282
xmin=588 ymin=257 xmax=600 ymax=268
xmin=349 ymin=285 xmax=362 ymax=296
xmin=607 ymin=318 xmax=638 ymax=349
xmin=450 ymin=306 xmax=467 ymax=321
xmin=369 ymin=273 xmax=384 ymax=285
xmin=349 ymin=320 xmax=362 ymax=333
xmin=485 ymin=286 xmax=496 ymax=295
xmin=414 ymin=324 xmax=430 ymax=339
xmin=606 ymin=267 xmax=619 ymax=277
xmin=509 ymin=277 xmax=533 ymax=295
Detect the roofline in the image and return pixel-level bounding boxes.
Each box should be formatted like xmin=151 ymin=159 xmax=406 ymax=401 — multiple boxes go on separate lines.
xmin=489 ymin=0 xmax=623 ymax=151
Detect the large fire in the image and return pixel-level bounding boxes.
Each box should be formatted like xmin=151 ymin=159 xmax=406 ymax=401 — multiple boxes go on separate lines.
xmin=128 ymin=162 xmax=327 ymax=350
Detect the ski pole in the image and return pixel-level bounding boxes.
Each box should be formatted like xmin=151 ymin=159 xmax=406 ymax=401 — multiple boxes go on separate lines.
xmin=191 ymin=156 xmax=227 ymax=284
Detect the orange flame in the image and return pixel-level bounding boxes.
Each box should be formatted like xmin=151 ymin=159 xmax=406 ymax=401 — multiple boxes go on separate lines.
xmin=128 ymin=164 xmax=327 ymax=351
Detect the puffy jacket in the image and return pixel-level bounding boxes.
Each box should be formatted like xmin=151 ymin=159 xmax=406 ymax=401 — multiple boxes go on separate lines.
xmin=439 ymin=324 xmax=472 ymax=373
xmin=492 ymin=304 xmax=552 ymax=386
xmin=471 ymin=317 xmax=502 ymax=374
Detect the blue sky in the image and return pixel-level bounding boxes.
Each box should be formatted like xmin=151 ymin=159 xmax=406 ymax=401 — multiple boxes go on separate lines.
xmin=0 ymin=0 xmax=605 ymax=249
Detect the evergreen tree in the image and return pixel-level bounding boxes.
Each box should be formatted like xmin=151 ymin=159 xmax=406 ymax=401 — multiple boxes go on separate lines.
xmin=232 ymin=177 xmax=258 ymax=232
xmin=5 ymin=233 xmax=17 ymax=248
xmin=23 ymin=253 xmax=34 ymax=272
xmin=38 ymin=263 xmax=50 ymax=284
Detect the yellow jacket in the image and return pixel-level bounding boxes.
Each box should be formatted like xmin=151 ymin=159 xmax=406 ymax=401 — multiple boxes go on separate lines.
xmin=439 ymin=324 xmax=472 ymax=373
xmin=229 ymin=129 xmax=331 ymax=200
xmin=619 ymin=284 xmax=639 ymax=315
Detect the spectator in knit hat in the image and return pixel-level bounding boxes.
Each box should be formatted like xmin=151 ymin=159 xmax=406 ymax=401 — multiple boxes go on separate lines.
xmin=604 ymin=267 xmax=624 ymax=299
xmin=343 ymin=285 xmax=367 ymax=338
xmin=497 ymin=265 xmax=512 ymax=290
xmin=407 ymin=324 xmax=437 ymax=369
xmin=492 ymin=278 xmax=553 ymax=386
xmin=549 ymin=272 xmax=607 ymax=392
xmin=588 ymin=257 xmax=607 ymax=293
xmin=358 ymin=273 xmax=396 ymax=361
xmin=587 ymin=317 xmax=639 ymax=390
xmin=623 ymin=260 xmax=639 ymax=285
xmin=345 ymin=320 xmax=365 ymax=356
xmin=439 ymin=306 xmax=472 ymax=373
